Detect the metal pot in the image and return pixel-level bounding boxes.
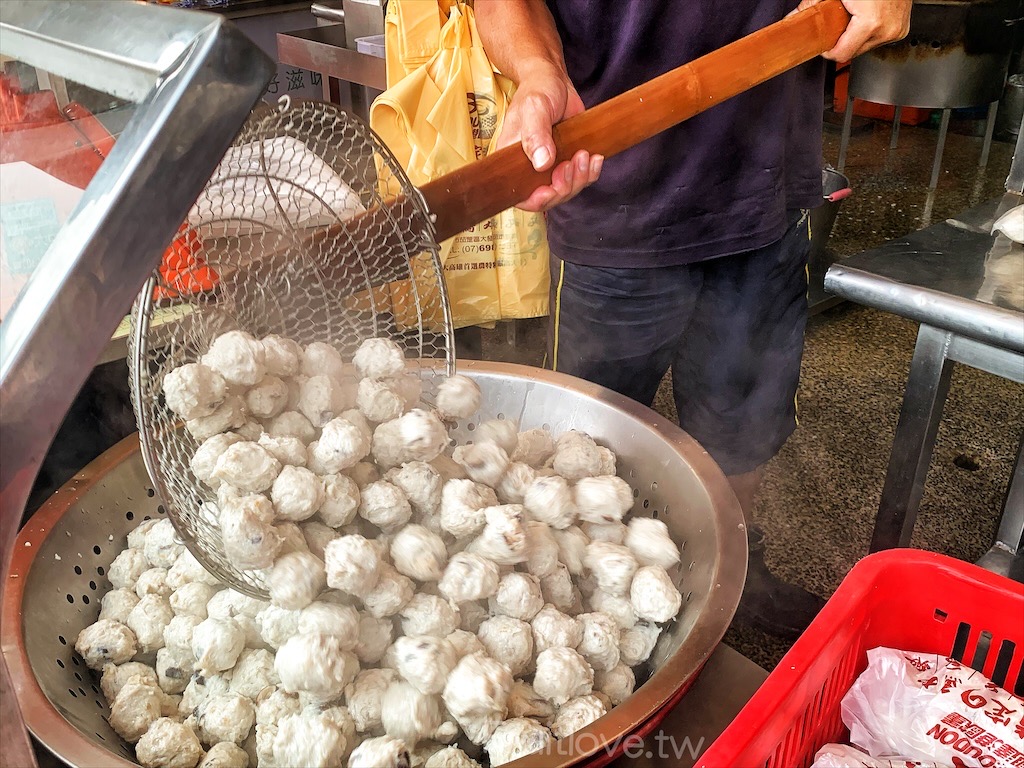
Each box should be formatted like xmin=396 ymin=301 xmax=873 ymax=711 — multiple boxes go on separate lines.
xmin=2 ymin=361 xmax=747 ymax=768
xmin=850 ymin=0 xmax=1018 ymax=109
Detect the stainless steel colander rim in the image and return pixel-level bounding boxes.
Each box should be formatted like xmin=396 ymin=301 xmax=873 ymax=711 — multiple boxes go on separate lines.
xmin=3 ymin=360 xmax=747 ymax=768
xmin=2 ymin=434 xmax=142 ymax=768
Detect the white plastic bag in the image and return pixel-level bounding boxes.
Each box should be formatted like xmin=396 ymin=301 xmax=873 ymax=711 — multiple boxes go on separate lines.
xmin=978 ymin=205 xmax=1024 ymax=310
xmin=992 ymin=204 xmax=1024 ymax=244
xmin=811 ymin=743 xmax=950 ymax=767
xmin=842 ymin=648 xmax=1024 ymax=768
xmin=188 ymin=136 xmax=365 ymax=238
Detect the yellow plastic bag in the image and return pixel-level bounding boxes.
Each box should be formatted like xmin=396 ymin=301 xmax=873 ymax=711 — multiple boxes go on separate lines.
xmin=371 ymin=0 xmax=550 ymax=329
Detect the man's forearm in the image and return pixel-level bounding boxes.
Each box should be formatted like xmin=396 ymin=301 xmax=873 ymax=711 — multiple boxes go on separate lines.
xmin=474 ymin=0 xmax=567 ymax=84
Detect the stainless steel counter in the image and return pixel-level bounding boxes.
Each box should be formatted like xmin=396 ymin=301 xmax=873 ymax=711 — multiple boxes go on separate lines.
xmin=278 ymin=23 xmax=385 ymax=89
xmin=825 ymin=195 xmax=1024 ymax=579
xmin=277 ymin=23 xmax=385 ymax=118
xmin=826 ymin=195 xmax=1024 ymax=352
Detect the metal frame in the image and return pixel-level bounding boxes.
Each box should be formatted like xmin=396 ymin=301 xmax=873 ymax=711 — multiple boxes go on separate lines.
xmin=868 ymin=324 xmax=1024 ymax=578
xmin=838 ymin=93 xmax=999 ymax=190
xmin=978 ymin=437 xmax=1024 ymax=580
xmin=825 ymin=265 xmax=1024 ymax=354
xmin=825 ymin=189 xmax=1024 ymax=582
xmin=0 ymin=2 xmax=274 ymax=762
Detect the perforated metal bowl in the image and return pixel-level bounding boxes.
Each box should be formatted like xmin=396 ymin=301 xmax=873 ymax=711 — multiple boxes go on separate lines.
xmin=2 ymin=361 xmax=747 ymax=768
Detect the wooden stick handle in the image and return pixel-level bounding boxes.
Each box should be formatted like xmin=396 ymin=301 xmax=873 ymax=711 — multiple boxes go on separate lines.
xmin=420 ymin=0 xmax=849 ymax=242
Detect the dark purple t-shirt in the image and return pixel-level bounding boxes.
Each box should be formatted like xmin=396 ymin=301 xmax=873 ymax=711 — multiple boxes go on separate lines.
xmin=544 ymin=0 xmax=825 ymax=267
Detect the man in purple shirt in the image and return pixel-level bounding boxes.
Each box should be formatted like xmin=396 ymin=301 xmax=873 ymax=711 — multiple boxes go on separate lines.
xmin=476 ymin=0 xmax=910 ymax=639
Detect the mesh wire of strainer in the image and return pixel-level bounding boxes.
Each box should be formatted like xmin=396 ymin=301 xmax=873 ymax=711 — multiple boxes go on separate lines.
xmin=128 ymin=98 xmax=455 ymax=597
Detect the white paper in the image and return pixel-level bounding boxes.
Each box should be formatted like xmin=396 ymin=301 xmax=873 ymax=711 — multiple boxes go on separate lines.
xmin=992 ymin=205 xmax=1024 ymax=244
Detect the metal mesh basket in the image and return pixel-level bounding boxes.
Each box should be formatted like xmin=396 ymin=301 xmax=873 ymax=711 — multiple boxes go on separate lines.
xmin=128 ymin=98 xmax=454 ymax=597
xmin=4 ymin=362 xmax=746 ymax=768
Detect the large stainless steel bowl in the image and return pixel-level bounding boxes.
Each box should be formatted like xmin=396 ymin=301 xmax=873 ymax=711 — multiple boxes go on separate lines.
xmin=2 ymin=361 xmax=747 ymax=768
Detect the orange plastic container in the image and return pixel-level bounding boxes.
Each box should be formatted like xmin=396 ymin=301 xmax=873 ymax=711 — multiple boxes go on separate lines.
xmin=155 ymin=225 xmax=218 ymax=301
xmin=697 ymin=550 xmax=1024 ymax=768
xmin=833 ymin=69 xmax=932 ymax=125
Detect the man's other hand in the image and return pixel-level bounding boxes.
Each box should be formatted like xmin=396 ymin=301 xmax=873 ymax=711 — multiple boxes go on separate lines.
xmin=796 ymin=0 xmax=912 ymax=62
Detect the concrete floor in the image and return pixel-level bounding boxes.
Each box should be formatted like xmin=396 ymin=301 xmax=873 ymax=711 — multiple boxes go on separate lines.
xmin=474 ymin=117 xmax=1024 ymax=671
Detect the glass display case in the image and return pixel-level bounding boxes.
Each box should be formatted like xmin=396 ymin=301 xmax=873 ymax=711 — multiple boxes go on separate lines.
xmin=0 ymin=68 xmax=137 ymax=321
xmin=0 ymin=3 xmax=274 ymax=764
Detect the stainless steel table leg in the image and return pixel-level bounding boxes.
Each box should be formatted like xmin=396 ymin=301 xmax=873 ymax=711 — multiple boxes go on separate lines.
xmin=890 ymin=105 xmax=902 ymax=150
xmin=929 ymin=108 xmax=951 ymax=190
xmin=979 ymin=100 xmax=998 ymax=169
xmin=870 ymin=324 xmax=955 ymax=552
xmin=997 ymin=435 xmax=1023 ymax=554
xmin=976 ymin=436 xmax=1023 ymax=580
xmin=506 ymin=320 xmax=517 ymax=348
xmin=838 ymin=94 xmax=855 ymax=172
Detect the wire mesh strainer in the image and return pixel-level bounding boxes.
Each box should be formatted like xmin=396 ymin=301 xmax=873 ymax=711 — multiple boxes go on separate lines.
xmin=129 ymin=99 xmax=454 ymax=597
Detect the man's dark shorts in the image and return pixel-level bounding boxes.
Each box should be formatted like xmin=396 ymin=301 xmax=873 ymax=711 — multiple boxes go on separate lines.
xmin=547 ymin=209 xmax=811 ymax=476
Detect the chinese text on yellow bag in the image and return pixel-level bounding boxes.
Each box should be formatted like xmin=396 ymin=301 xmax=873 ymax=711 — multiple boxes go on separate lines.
xmin=371 ymin=0 xmax=550 ymax=329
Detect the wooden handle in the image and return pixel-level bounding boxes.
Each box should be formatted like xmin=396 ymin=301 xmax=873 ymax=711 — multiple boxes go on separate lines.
xmin=421 ymin=0 xmax=849 ymax=241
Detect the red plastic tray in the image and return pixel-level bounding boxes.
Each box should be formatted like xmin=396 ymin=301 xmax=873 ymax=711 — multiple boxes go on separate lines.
xmin=697 ymin=550 xmax=1024 ymax=768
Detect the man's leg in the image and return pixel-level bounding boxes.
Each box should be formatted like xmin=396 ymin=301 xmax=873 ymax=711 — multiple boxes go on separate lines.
xmin=546 ymin=252 xmax=701 ymax=405
xmin=727 ymin=468 xmax=763 ymax=521
xmin=673 ymin=209 xmax=824 ymax=640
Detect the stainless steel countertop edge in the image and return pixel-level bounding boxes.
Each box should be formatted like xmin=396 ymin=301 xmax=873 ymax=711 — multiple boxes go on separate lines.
xmin=824 ymin=265 xmax=1024 ymax=353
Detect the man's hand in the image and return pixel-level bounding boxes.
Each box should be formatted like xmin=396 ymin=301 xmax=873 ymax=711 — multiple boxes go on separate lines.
xmin=496 ymin=64 xmax=603 ymax=212
xmin=796 ymin=0 xmax=912 ymax=61
xmin=475 ymin=0 xmax=602 ymax=211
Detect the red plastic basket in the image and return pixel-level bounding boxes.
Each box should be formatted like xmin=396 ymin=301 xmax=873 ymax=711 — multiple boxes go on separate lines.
xmin=697 ymin=550 xmax=1024 ymax=768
